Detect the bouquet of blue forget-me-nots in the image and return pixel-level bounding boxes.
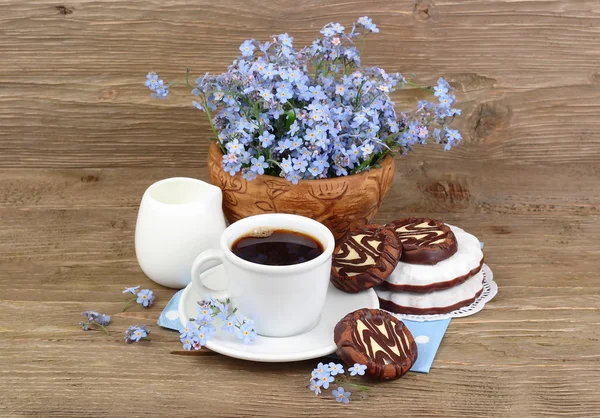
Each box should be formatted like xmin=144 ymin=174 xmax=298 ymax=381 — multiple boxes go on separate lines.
xmin=145 ymin=16 xmax=462 ymax=184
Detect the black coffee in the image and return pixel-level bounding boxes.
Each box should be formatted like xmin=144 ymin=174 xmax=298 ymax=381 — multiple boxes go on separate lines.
xmin=231 ymin=229 xmax=323 ymax=266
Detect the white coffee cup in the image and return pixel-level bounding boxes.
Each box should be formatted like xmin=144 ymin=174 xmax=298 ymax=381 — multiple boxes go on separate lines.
xmin=191 ymin=213 xmax=335 ymax=338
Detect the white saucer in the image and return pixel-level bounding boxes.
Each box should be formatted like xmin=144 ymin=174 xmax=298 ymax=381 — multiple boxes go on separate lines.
xmin=178 ymin=265 xmax=379 ymax=362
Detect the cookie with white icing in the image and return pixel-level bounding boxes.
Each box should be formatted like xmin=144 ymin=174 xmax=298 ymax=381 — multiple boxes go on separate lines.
xmin=381 ymin=224 xmax=484 ymax=293
xmin=330 ymin=225 xmax=401 ymax=293
xmin=334 ymin=308 xmax=418 ymax=380
xmin=386 ymin=217 xmax=457 ymax=265
xmin=377 ymin=269 xmax=485 ymax=315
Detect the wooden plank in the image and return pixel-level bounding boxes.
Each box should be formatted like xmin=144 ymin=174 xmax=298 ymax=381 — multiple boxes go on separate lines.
xmin=1 ymin=162 xmax=599 ymax=215
xmin=0 ymin=338 xmax=599 ymax=417
xmin=0 ymin=0 xmax=599 ymax=167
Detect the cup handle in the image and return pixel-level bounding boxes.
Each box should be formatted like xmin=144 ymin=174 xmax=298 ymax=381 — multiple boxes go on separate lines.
xmin=191 ymin=249 xmax=230 ymax=300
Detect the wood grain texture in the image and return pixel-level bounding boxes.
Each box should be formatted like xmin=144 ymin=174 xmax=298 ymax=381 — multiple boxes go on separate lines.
xmin=1 ymin=0 xmax=600 ymax=416
xmin=0 ymin=0 xmax=599 ymax=167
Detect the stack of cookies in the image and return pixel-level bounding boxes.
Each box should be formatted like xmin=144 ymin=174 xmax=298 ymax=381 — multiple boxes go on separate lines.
xmin=331 ymin=218 xmax=484 ymax=315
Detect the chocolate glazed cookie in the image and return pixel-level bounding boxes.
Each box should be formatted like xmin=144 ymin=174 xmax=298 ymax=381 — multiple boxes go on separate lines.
xmin=386 ymin=218 xmax=458 ymax=265
xmin=334 ymin=309 xmax=417 ymax=380
xmin=330 ymin=225 xmax=401 ymax=293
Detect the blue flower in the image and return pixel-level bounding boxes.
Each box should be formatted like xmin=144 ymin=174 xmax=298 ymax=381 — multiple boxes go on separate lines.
xmin=196 ymin=305 xmax=213 ymax=322
xmin=288 ymin=137 xmax=302 ymax=151
xmin=434 ymin=79 xmax=449 ymax=98
xmin=292 ymin=157 xmax=308 ymax=173
xmin=250 ymin=155 xmax=267 ymax=175
xmin=276 ymin=87 xmax=293 ymax=103
xmin=144 ymin=72 xmax=159 ymax=90
xmin=312 ymin=155 xmax=330 ymax=170
xmin=122 ymin=285 xmax=140 ymax=295
xmin=321 ymin=26 xmax=335 ymax=37
xmin=307 ymin=165 xmax=322 ymax=178
xmin=237 ymin=323 xmax=257 ymax=344
xmin=198 ymin=318 xmax=216 ymax=336
xmin=360 ymin=142 xmax=374 ymax=157
xmin=348 ymin=363 xmax=367 ymax=376
xmin=357 ymin=16 xmax=379 ymax=33
xmin=240 ymin=316 xmax=255 ymax=327
xmin=439 ymin=94 xmax=455 ymax=109
xmin=332 ymin=387 xmax=351 ymax=403
xmin=95 ymin=313 xmax=111 ymax=326
xmin=226 ymin=139 xmax=244 ymax=155
xmin=221 ymin=319 xmax=236 ymax=333
xmin=309 ymin=379 xmax=322 ymax=395
xmin=280 ymin=157 xmax=294 ymax=174
xmin=136 ymin=289 xmax=155 ymax=308
xmin=331 ymin=23 xmax=345 ymax=33
xmin=328 ymin=363 xmax=345 ymax=376
xmin=243 ymin=169 xmax=257 ymax=181
xmin=240 ymin=40 xmax=255 ymax=57
xmin=152 ymin=85 xmax=169 ymax=100
xmin=196 ymin=327 xmax=209 ymax=346
xmin=279 ymin=33 xmax=293 ymax=47
xmin=308 ymin=86 xmax=326 ymax=100
xmin=80 ymin=311 xmax=111 ymax=329
xmin=261 ymin=63 xmax=276 ymax=80
xmin=288 ymin=120 xmax=300 ymax=136
xmin=259 ymin=88 xmax=274 ymax=102
xmin=316 ymin=373 xmax=334 ymax=389
xmin=312 ymin=362 xmax=331 ymax=379
xmin=124 ymin=325 xmax=150 ymax=343
xmin=216 ymin=306 xmax=229 ymax=321
xmin=334 ymin=164 xmax=348 ymax=176
xmin=433 ymin=128 xmax=442 ymax=143
xmin=180 ymin=332 xmax=198 ymax=350
xmin=285 ymin=171 xmax=301 ymax=184
xmin=258 ymin=132 xmax=275 ymax=148
xmin=180 ymin=321 xmax=197 ymax=338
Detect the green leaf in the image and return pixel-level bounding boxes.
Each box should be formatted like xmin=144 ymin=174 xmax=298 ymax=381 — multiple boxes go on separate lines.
xmin=285 ymin=110 xmax=296 ymax=130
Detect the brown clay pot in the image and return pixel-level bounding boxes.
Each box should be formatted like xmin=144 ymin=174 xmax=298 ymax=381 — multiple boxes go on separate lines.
xmin=207 ymin=141 xmax=395 ymax=241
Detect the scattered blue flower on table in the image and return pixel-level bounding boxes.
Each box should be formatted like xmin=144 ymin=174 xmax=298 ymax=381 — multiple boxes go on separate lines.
xmin=179 ymin=296 xmax=257 ymax=351
xmin=144 ymin=72 xmax=169 ymax=100
xmin=125 ymin=325 xmax=150 ymax=343
xmin=328 ymin=363 xmax=345 ymax=376
xmin=332 ymin=387 xmax=351 ymax=404
xmin=309 ymin=380 xmax=322 ymax=395
xmin=122 ymin=285 xmax=140 ymax=295
xmin=144 ymin=17 xmax=462 ymax=183
xmin=136 ymin=289 xmax=155 ymax=307
xmin=308 ymin=362 xmax=367 ymax=403
xmin=317 ymin=373 xmax=335 ymax=389
xmin=349 ymin=363 xmax=367 ymax=376
xmin=122 ymin=285 xmax=156 ymax=311
xmin=312 ymin=362 xmax=331 ymax=379
xmin=79 ymin=311 xmax=111 ymax=333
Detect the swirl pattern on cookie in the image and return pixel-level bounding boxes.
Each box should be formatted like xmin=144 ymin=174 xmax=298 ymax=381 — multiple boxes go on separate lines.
xmin=334 ymin=309 xmax=417 ymax=380
xmin=386 ymin=218 xmax=457 ymax=265
xmin=330 ymin=226 xmax=401 ymax=293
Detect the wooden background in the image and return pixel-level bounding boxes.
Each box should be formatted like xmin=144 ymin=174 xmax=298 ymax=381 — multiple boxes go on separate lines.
xmin=1 ymin=0 xmax=599 ymax=416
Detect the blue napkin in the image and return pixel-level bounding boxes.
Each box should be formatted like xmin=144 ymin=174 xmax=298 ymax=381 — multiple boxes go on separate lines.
xmin=158 ymin=290 xmax=449 ymax=373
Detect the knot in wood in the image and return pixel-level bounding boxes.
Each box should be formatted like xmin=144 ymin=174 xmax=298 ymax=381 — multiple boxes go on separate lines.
xmin=55 ymin=5 xmax=73 ymax=16
xmin=414 ymin=0 xmax=436 ymax=22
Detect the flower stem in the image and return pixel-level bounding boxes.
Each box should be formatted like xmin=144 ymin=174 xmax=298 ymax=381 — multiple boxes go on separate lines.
xmin=97 ymin=324 xmax=111 ymax=335
xmin=122 ymin=297 xmax=137 ymax=312
xmin=342 ymin=382 xmax=370 ymax=391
